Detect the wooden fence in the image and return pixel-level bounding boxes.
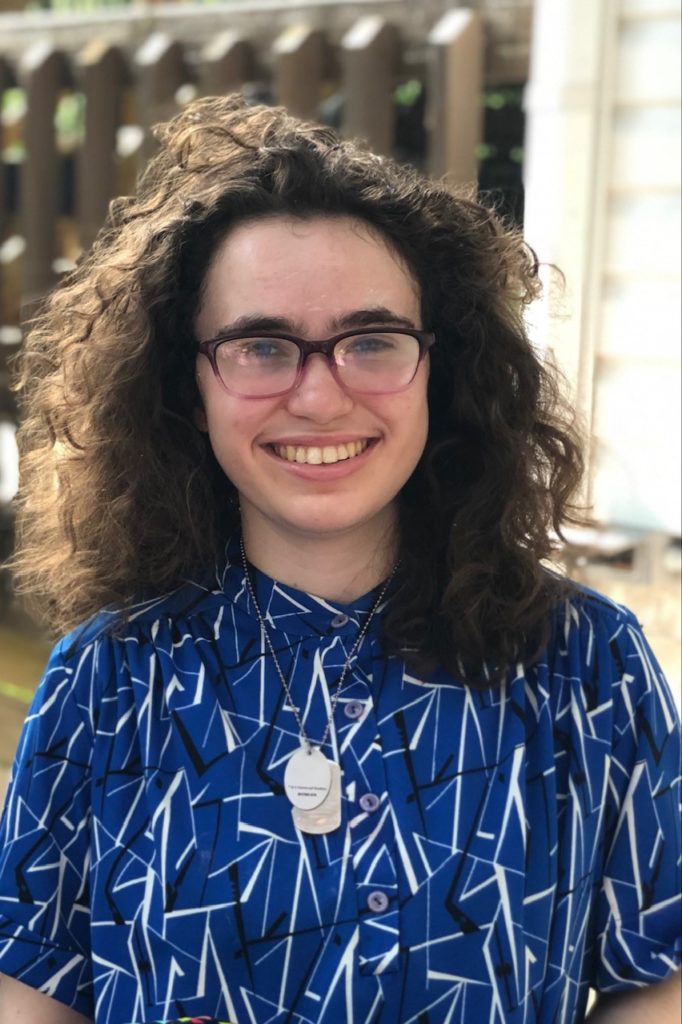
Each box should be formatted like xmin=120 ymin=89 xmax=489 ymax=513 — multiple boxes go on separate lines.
xmin=0 ymin=0 xmax=535 ymax=324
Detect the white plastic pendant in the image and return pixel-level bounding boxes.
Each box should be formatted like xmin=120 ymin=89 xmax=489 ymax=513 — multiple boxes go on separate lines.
xmin=292 ymin=761 xmax=342 ymax=834
xmin=284 ymin=745 xmax=332 ymax=810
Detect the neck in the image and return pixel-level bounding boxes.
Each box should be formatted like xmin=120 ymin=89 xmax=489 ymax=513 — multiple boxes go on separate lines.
xmin=240 ymin=510 xmax=399 ymax=603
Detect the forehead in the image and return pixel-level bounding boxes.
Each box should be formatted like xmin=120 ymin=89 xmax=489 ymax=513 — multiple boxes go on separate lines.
xmin=195 ymin=215 xmax=421 ymax=337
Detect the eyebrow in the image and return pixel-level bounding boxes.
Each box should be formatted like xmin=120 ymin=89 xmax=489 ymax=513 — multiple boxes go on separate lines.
xmin=202 ymin=306 xmax=417 ymax=342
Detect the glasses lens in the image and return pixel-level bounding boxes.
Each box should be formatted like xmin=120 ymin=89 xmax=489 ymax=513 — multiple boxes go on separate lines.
xmin=214 ymin=337 xmax=300 ymax=396
xmin=335 ymin=332 xmax=421 ymax=392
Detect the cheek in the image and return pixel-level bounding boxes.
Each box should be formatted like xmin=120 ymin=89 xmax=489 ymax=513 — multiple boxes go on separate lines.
xmin=405 ymin=403 xmax=429 ymax=472
xmin=201 ymin=396 xmax=275 ymax=471
xmin=195 ymin=363 xmax=241 ymax=440
xmin=400 ymin=381 xmax=430 ymax=449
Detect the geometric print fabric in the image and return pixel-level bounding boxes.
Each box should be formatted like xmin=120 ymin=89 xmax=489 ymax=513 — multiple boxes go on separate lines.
xmin=0 ymin=540 xmax=680 ymax=1024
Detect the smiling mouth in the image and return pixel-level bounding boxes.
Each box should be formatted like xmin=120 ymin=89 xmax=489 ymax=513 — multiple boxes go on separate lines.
xmin=270 ymin=440 xmax=372 ymax=465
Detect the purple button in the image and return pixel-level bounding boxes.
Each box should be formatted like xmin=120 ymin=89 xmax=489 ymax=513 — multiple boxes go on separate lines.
xmin=367 ymin=890 xmax=389 ymax=913
xmin=330 ymin=613 xmax=350 ymax=628
xmin=359 ymin=792 xmax=380 ymax=813
xmin=344 ymin=700 xmax=365 ymax=720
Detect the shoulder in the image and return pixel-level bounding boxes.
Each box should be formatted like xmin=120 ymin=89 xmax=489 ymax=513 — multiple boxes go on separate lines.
xmin=548 ymin=578 xmax=643 ymax=658
xmin=56 ymin=573 xmax=232 ymax=663
xmin=555 ymin=578 xmax=639 ymax=629
xmin=544 ymin=578 xmax=679 ymax=728
xmin=36 ymin=573 xmax=237 ymax=730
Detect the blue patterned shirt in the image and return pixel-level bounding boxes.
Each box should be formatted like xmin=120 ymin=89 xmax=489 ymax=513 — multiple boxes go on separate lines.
xmin=0 ymin=546 xmax=680 ymax=1024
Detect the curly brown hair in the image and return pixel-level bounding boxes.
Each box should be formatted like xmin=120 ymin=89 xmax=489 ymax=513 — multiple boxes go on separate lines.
xmin=11 ymin=94 xmax=584 ymax=683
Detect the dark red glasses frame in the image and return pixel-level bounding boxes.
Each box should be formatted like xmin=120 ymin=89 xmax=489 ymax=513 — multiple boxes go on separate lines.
xmin=197 ymin=326 xmax=436 ymax=397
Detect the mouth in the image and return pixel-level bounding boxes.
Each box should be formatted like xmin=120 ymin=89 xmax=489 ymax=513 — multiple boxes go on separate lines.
xmin=269 ymin=439 xmax=373 ymax=465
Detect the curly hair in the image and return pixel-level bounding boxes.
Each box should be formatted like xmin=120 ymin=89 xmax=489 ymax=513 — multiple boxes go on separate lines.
xmin=11 ymin=94 xmax=584 ymax=684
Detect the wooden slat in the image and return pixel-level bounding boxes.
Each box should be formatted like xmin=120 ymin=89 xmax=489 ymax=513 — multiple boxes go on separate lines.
xmin=76 ymin=41 xmax=127 ymax=250
xmin=427 ymin=9 xmax=483 ymax=184
xmin=0 ymin=371 xmax=17 ymax=420
xmin=272 ymin=24 xmax=326 ymax=120
xmin=341 ymin=16 xmax=398 ymax=154
xmin=18 ymin=41 xmax=71 ymax=309
xmin=198 ymin=31 xmax=254 ymax=98
xmin=134 ymin=32 xmax=187 ymax=161
xmin=0 ymin=236 xmax=24 ymax=333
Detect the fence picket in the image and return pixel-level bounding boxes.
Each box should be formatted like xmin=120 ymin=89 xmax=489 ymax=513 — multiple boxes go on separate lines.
xmin=341 ymin=16 xmax=398 ymax=155
xmin=0 ymin=236 xmax=24 ymax=332
xmin=273 ymin=25 xmax=327 ymax=119
xmin=427 ymin=9 xmax=483 ymax=184
xmin=76 ymin=41 xmax=127 ymax=250
xmin=18 ymin=41 xmax=71 ymax=309
xmin=199 ymin=31 xmax=254 ymax=98
xmin=134 ymin=32 xmax=187 ymax=161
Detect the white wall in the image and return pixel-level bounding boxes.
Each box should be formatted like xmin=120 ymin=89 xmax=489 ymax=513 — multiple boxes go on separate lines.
xmin=524 ymin=0 xmax=681 ymax=534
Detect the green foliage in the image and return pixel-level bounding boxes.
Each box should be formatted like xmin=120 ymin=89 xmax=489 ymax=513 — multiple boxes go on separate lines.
xmin=1 ymin=87 xmax=85 ymax=160
xmin=1 ymin=87 xmax=26 ymax=120
xmin=55 ymin=92 xmax=85 ymax=149
xmin=1 ymin=88 xmax=26 ymax=163
xmin=475 ymin=143 xmax=499 ymax=161
xmin=482 ymin=87 xmax=523 ymax=110
xmin=394 ymin=80 xmax=423 ymax=108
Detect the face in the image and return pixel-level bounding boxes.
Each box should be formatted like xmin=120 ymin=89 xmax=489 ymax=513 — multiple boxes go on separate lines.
xmin=194 ymin=215 xmax=429 ymax=552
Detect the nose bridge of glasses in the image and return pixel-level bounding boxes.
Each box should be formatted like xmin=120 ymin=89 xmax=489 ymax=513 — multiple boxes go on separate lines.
xmin=293 ymin=339 xmax=348 ymax=396
xmin=295 ymin=347 xmax=347 ymax=395
xmin=297 ymin=336 xmax=340 ymax=367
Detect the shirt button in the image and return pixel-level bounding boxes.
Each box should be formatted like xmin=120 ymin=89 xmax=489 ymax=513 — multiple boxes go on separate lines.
xmin=330 ymin=613 xmax=350 ymax=628
xmin=367 ymin=891 xmax=389 ymax=913
xmin=344 ymin=700 xmax=365 ymax=720
xmin=359 ymin=792 xmax=380 ymax=813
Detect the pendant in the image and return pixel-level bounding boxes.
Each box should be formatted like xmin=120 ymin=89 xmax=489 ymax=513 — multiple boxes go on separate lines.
xmin=292 ymin=761 xmax=342 ymax=834
xmin=284 ymin=745 xmax=332 ymax=810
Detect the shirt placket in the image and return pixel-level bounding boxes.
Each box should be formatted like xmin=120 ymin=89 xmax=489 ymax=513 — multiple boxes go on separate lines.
xmin=335 ymin=646 xmax=400 ymax=976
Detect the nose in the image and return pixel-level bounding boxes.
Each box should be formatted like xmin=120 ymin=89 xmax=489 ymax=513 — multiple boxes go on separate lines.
xmin=284 ymin=352 xmax=354 ymax=420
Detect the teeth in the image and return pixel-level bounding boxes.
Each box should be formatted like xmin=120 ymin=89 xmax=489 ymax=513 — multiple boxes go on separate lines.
xmin=274 ymin=440 xmax=369 ymax=464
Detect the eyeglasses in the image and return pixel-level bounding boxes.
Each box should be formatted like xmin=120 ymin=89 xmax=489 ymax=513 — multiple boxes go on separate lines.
xmin=197 ymin=327 xmax=436 ymax=398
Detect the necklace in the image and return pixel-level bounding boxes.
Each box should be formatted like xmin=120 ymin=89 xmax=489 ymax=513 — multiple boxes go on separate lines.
xmin=240 ymin=538 xmax=396 ymax=835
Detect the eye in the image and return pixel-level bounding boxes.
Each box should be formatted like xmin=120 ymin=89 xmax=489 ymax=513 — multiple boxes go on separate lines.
xmin=221 ymin=338 xmax=295 ymax=362
xmin=343 ymin=334 xmax=398 ymax=355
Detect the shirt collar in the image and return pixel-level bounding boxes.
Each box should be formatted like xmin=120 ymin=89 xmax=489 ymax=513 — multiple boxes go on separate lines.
xmin=217 ymin=536 xmax=392 ymax=639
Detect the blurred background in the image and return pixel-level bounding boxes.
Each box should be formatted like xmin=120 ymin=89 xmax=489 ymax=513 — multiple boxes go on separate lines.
xmin=0 ymin=0 xmax=680 ymax=801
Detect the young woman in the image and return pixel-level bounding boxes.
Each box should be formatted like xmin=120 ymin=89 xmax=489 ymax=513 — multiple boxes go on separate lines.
xmin=0 ymin=95 xmax=679 ymax=1024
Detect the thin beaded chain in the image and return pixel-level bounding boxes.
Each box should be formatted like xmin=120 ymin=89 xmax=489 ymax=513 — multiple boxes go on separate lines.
xmin=240 ymin=538 xmax=397 ymax=755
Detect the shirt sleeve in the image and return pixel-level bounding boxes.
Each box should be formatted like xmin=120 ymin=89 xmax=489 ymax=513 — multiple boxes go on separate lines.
xmin=594 ymin=613 xmax=682 ymax=991
xmin=0 ymin=636 xmax=95 ymax=1018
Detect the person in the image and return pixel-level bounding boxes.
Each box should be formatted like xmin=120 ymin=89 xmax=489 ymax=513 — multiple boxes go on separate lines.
xmin=0 ymin=95 xmax=679 ymax=1024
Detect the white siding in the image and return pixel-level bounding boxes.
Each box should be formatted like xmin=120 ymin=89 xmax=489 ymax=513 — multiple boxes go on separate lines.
xmin=591 ymin=4 xmax=681 ymax=532
xmin=524 ymin=0 xmax=681 ymax=534
xmin=615 ymin=17 xmax=681 ymax=105
xmin=610 ymin=107 xmax=681 ymax=191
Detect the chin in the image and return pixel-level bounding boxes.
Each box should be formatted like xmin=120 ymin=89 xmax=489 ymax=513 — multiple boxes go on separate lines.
xmin=289 ymin=516 xmax=369 ymax=538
